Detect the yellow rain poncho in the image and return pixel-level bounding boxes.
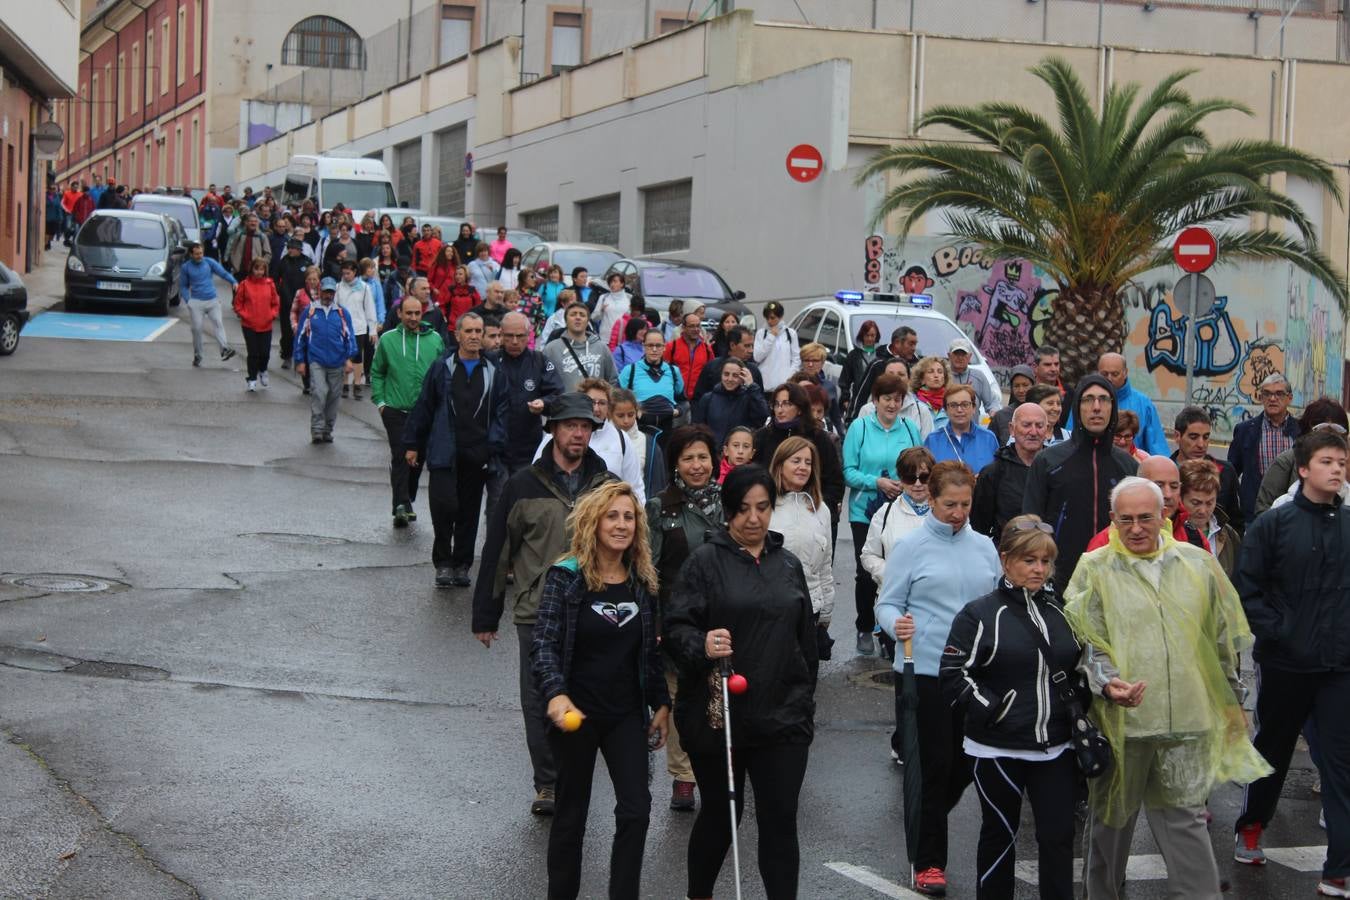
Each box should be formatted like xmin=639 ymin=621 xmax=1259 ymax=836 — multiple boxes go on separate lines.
xmin=1063 ymin=528 xmax=1272 ymax=828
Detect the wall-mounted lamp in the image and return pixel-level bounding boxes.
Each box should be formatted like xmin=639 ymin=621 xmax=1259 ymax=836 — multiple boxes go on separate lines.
xmin=1248 ymin=9 xmax=1261 ymax=19
xmin=1143 ymin=1 xmax=1155 ymax=9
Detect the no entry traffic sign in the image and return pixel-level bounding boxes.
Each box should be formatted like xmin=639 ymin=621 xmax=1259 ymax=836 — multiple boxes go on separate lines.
xmin=786 ymin=144 xmax=823 ymax=183
xmin=1173 ymin=227 xmax=1217 ymax=273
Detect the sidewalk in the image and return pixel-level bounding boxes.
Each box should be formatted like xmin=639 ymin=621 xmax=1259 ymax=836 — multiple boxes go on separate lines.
xmin=24 ymin=246 xmax=71 ymax=316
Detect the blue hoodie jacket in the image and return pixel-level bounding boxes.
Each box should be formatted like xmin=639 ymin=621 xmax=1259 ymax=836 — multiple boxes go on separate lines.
xmin=293 ymin=301 xmax=357 ymax=368
xmin=842 ymin=413 xmax=922 ymax=523
xmin=874 ymin=514 xmax=1001 ymax=677
xmin=178 ymin=256 xmax=236 ymax=301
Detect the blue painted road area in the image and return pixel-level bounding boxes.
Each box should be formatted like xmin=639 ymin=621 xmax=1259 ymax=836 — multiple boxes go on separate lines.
xmin=23 ymin=311 xmax=177 ymax=343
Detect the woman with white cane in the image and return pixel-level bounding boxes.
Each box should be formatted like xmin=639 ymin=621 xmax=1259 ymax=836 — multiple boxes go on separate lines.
xmin=665 ymin=465 xmax=819 ymax=900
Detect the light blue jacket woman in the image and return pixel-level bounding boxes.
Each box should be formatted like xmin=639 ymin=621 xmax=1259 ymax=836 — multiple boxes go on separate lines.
xmin=842 ymin=413 xmax=922 ymax=524
xmin=874 ymin=514 xmax=1000 ymax=677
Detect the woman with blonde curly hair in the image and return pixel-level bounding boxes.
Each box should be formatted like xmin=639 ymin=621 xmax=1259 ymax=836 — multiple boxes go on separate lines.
xmin=531 ymin=479 xmax=670 ymax=900
xmin=912 ymin=355 xmax=951 ymax=423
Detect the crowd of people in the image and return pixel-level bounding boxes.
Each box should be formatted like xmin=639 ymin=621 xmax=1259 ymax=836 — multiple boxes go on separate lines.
xmin=144 ymin=189 xmax=1350 ymax=899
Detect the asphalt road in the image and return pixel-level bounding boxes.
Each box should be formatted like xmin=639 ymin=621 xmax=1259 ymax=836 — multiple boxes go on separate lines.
xmin=0 ymin=280 xmax=1328 ymax=899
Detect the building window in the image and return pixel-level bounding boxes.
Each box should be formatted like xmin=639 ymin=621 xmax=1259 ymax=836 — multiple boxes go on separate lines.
xmin=145 ymin=31 xmax=154 ymax=106
xmin=177 ymin=7 xmax=187 ymax=85
xmin=91 ymin=74 xmax=99 ymax=139
xmin=131 ymin=44 xmax=140 ymax=113
xmin=191 ymin=117 xmax=199 ymax=186
xmin=396 ymin=139 xmax=421 ymax=209
xmin=440 ymin=4 xmax=474 ymax=64
xmin=522 ymin=207 xmax=558 ymax=242
xmin=550 ymin=11 xmax=583 ymax=75
xmin=435 ymin=126 xmax=466 ymax=215
xmin=578 ymin=194 xmax=619 ymax=247
xmin=194 ymin=0 xmax=202 ymax=74
xmin=130 ymin=148 xmax=137 ymax=186
xmin=104 ymin=64 xmax=113 ymax=132
xmin=176 ymin=125 xmax=185 ymax=185
xmin=160 ymin=19 xmax=170 ymax=94
xmin=143 ymin=138 xmax=152 ymax=187
xmin=117 ymin=53 xmax=126 ymax=121
xmin=657 ymin=14 xmax=695 ymax=35
xmin=643 ymin=180 xmax=691 ymax=254
xmin=281 ymin=16 xmax=364 ymax=69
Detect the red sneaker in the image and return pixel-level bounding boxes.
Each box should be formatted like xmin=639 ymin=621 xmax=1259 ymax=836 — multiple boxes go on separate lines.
xmin=914 ymin=867 xmax=947 ymax=896
xmin=1234 ymin=822 xmax=1266 ymax=866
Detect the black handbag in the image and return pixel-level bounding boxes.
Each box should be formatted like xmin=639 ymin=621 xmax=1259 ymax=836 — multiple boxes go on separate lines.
xmin=1009 ymin=612 xmax=1112 ymax=779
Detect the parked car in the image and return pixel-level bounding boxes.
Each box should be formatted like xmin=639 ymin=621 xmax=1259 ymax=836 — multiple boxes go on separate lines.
xmin=64 ymin=211 xmax=187 ymax=316
xmin=602 ymin=257 xmax=753 ymax=328
xmin=788 ymin=290 xmax=998 ymax=386
xmin=521 ymin=242 xmax=624 ymax=286
xmin=130 ymin=192 xmax=202 ymax=245
xmin=0 ymin=261 xmax=30 ymax=356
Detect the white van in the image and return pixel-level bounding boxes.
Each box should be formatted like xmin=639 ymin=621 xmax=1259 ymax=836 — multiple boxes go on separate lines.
xmin=130 ymin=193 xmax=201 ymax=245
xmin=281 ymin=155 xmax=398 ymax=215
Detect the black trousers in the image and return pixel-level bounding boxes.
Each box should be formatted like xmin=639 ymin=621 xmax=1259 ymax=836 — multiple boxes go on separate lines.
xmin=915 ymin=674 xmax=973 ymax=872
xmin=546 ymin=709 xmax=651 ymax=900
xmin=379 ymin=407 xmax=422 ymax=512
xmin=241 ymin=328 xmax=271 ymax=380
xmin=970 ymin=752 xmax=1077 ymax=899
xmin=1237 ymin=665 xmax=1350 ymax=878
xmin=687 ymin=742 xmax=809 ymax=900
xmin=851 ymin=521 xmax=877 ymax=634
xmin=278 ymin=292 xmax=295 ymax=360
xmin=427 ymin=452 xmax=489 ymax=569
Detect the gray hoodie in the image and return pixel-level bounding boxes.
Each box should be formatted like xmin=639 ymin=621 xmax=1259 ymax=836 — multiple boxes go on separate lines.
xmin=542 ymin=331 xmax=617 ymax=390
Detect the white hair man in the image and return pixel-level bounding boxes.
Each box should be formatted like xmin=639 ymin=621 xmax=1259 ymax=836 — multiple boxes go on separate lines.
xmin=1063 ymin=476 xmax=1271 ymax=900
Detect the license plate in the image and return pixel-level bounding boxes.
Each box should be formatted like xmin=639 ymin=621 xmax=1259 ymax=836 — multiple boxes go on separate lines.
xmin=95 ymin=280 xmax=132 ymax=292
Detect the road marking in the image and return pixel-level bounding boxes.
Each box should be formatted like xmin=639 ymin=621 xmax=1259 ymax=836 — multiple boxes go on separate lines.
xmin=23 ymin=311 xmax=177 ymax=343
xmin=1263 ymin=845 xmax=1327 ymax=872
xmin=825 ymin=861 xmax=927 ymax=898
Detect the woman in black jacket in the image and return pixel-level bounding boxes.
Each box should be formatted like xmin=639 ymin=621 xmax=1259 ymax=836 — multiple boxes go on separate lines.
xmin=665 ymin=465 xmax=819 ymax=900
xmin=939 ymin=514 xmax=1088 ymax=900
xmin=753 ymin=381 xmax=845 ymax=532
xmin=838 ymin=318 xmax=881 ymax=412
xmin=532 ymin=480 xmax=670 ymax=900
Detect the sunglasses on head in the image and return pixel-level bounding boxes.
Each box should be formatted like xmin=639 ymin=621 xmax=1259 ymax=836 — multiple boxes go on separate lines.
xmin=1012 ymin=519 xmax=1054 ymax=534
xmin=1312 ymin=422 xmax=1348 ymax=435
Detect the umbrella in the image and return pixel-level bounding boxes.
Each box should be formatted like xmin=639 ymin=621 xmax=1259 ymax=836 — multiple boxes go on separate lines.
xmin=897 ymin=637 xmax=923 ymax=885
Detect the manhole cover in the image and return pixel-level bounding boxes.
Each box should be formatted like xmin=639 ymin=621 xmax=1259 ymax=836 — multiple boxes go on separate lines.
xmin=240 ymin=532 xmax=350 ymax=546
xmin=3 ymin=574 xmax=118 ymax=593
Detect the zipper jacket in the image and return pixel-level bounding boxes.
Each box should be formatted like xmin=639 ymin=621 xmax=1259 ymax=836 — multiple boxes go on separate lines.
xmin=940 ymin=579 xmax=1090 ymax=751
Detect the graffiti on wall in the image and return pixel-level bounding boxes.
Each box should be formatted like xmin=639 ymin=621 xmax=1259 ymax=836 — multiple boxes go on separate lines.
xmin=869 ymin=236 xmax=1344 ymax=441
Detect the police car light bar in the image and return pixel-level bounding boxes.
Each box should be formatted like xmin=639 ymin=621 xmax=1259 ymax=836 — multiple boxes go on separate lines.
xmin=834 ymin=290 xmax=933 ymax=307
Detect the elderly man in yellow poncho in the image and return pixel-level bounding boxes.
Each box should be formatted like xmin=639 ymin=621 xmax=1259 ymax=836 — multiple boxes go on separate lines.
xmin=1063 ymin=475 xmax=1271 ymax=899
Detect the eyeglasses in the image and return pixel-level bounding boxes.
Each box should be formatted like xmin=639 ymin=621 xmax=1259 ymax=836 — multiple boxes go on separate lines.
xmin=772 ymin=400 xmax=796 ymax=409
xmin=1011 ymin=519 xmax=1054 ymax=534
xmin=947 ymin=401 xmax=974 ymax=410
xmin=1258 ymin=390 xmax=1290 ymax=400
xmin=1114 ymin=513 xmax=1158 ymax=527
xmin=1313 ymin=422 xmax=1348 ymax=434
xmin=903 ymin=471 xmax=930 ymax=484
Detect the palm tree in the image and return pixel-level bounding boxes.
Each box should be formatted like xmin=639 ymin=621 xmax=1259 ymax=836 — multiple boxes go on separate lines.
xmin=859 ymin=56 xmax=1347 ymax=386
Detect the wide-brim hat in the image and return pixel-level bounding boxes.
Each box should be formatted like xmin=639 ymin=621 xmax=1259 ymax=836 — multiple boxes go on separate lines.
xmin=546 ymin=393 xmax=603 ymax=428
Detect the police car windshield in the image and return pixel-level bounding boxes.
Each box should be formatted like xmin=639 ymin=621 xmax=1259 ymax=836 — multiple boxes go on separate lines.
xmin=850 ymin=314 xmax=974 ymax=361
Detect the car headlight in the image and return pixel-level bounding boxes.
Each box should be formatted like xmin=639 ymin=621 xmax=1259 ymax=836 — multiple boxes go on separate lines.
xmin=67 ymin=256 xmax=84 ymax=273
xmin=146 ymin=261 xmax=166 ymax=277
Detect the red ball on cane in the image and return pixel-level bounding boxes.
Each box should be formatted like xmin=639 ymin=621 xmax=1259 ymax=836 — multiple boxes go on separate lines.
xmin=727 ymin=673 xmax=748 ymax=695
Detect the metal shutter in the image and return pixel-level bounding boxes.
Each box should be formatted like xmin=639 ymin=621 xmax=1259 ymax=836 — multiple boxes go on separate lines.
xmin=435 ymin=126 xmax=466 ymax=216
xmin=521 ymin=207 xmax=558 ymax=241
xmin=396 ymin=140 xmax=421 ymax=209
xmin=578 ymin=194 xmax=619 ymax=247
xmin=642 ymin=180 xmax=691 ymax=254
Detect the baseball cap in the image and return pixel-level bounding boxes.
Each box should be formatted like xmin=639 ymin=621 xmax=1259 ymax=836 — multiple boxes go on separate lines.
xmin=763 ymin=301 xmax=785 ymax=318
xmin=286 ymin=238 xmax=304 ymax=250
xmin=546 ymin=393 xmax=604 ymax=429
xmin=320 ymin=277 xmax=338 ymax=292
xmin=948 ymin=337 xmax=975 ymax=355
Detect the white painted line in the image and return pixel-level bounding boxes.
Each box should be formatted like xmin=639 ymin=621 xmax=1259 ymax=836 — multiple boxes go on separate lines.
xmin=1263 ymin=845 xmax=1327 ymax=872
xmin=1016 ymin=854 xmax=1169 ymax=885
xmin=141 ymin=319 xmax=177 ymax=341
xmin=1178 ymin=244 xmax=1212 ymax=256
xmin=789 ymin=157 xmax=821 ymax=169
xmin=825 ymin=861 xmax=927 ymax=898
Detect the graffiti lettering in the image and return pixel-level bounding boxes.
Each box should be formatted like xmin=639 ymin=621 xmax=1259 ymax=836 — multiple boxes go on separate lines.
xmin=864 ymin=235 xmax=883 ymax=288
xmin=1144 ymin=295 xmax=1241 ymax=378
xmin=1238 ymin=339 xmax=1286 ymax=402
xmin=931 ymin=244 xmax=994 ymax=278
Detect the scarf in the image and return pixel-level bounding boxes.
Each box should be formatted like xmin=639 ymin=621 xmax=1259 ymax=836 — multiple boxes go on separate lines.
xmin=861 ymin=344 xmax=877 ymax=356
xmin=916 ymin=386 xmax=945 ymax=412
xmin=676 ymin=474 xmax=721 ymax=520
xmin=903 ymin=494 xmax=930 ymax=517
xmin=623 ymin=421 xmax=647 ymax=469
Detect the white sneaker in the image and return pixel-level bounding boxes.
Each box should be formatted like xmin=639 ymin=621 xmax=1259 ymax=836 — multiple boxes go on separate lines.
xmin=259 ymin=372 xmax=269 ymax=387
xmin=246 ymin=380 xmax=257 ymax=392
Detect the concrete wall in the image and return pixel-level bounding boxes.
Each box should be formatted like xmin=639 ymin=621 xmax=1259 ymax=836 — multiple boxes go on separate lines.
xmin=0 ymin=0 xmax=81 ymax=95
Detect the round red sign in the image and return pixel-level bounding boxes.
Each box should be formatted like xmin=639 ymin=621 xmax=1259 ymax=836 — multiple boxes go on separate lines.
xmin=786 ymin=144 xmax=824 ymax=183
xmin=1173 ymin=227 xmax=1217 ymax=274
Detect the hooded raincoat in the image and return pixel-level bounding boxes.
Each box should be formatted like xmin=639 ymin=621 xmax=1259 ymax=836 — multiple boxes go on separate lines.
xmin=1063 ymin=528 xmax=1271 ymax=827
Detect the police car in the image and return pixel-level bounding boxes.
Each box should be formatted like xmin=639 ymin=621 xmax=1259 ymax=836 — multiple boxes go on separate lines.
xmin=788 ymin=290 xmax=998 ymax=388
